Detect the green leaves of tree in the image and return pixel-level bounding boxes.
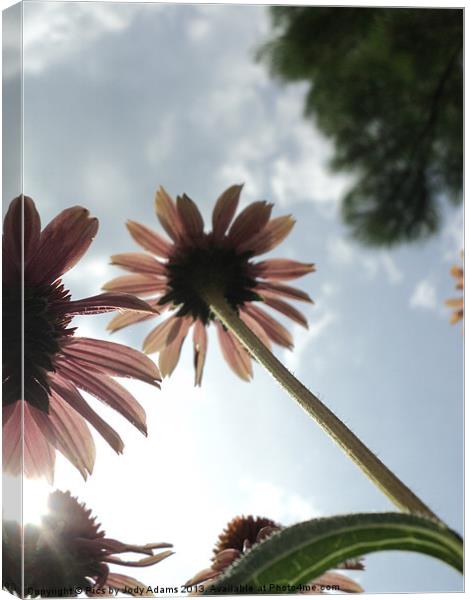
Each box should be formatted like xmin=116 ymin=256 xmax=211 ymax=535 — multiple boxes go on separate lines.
xmin=202 ymin=513 xmax=463 ymax=594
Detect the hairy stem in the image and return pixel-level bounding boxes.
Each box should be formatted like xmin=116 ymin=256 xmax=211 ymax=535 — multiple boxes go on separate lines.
xmin=203 ymin=286 xmax=439 ymax=521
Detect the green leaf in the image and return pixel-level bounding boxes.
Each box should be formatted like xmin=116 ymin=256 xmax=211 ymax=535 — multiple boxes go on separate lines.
xmin=201 ymin=513 xmax=463 ymax=595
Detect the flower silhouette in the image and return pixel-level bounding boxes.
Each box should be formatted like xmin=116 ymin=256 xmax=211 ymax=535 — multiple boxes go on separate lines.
xmin=185 ymin=515 xmax=363 ymax=594
xmin=2 ymin=490 xmax=173 ymax=597
xmin=105 ymin=185 xmax=315 ymax=384
xmin=2 ymin=196 xmax=161 ymax=482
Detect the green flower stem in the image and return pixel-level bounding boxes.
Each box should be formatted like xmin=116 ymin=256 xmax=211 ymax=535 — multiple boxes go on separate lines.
xmin=203 ymin=286 xmax=439 ymax=521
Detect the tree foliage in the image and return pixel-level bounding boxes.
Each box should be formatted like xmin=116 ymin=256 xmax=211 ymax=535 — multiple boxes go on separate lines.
xmin=258 ymin=8 xmax=462 ymax=246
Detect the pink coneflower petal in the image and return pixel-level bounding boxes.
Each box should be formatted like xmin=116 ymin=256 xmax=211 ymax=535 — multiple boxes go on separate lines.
xmin=49 ymin=373 xmax=124 ymax=455
xmin=311 ymin=572 xmax=363 ymax=594
xmin=61 ymin=337 xmax=161 ymax=386
xmin=110 ymin=252 xmax=168 ymax=276
xmin=30 ymin=393 xmax=95 ymax=480
xmin=107 ymin=304 xmax=160 ymax=333
xmin=239 ymin=215 xmax=295 ymax=255
xmin=155 ymin=186 xmax=183 ymax=241
xmin=127 ymin=220 xmax=173 ymax=257
xmin=158 ymin=317 xmax=192 ymax=377
xmin=143 ymin=316 xmax=181 ymax=354
xmin=253 ymin=258 xmax=316 ymax=281
xmin=103 ymin=574 xmax=153 ymax=597
xmin=2 ymin=404 xmax=22 ymax=478
xmin=24 ymin=404 xmax=55 ymax=483
xmin=193 ymin=320 xmax=208 ymax=386
xmin=103 ymin=274 xmax=168 ymax=296
xmin=106 ymin=550 xmax=174 ymax=568
xmin=216 ymin=323 xmax=253 ymax=381
xmin=212 ymin=184 xmax=243 ymax=241
xmin=256 ymin=281 xmax=313 ymax=303
xmin=244 ymin=304 xmax=293 ymax=349
xmin=177 ymin=194 xmax=205 ymax=238
xmin=27 ymin=206 xmax=99 ymax=284
xmin=262 ymin=296 xmax=309 ymax=328
xmin=185 ymin=568 xmax=222 ymax=587
xmin=240 ymin=309 xmax=272 ymax=350
xmin=228 ymin=201 xmax=273 ymax=246
xmin=56 ymin=361 xmax=148 ymax=435
xmin=65 ymin=292 xmax=160 ymax=316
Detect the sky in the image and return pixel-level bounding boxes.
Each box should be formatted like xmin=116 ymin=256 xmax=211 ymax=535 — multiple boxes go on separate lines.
xmin=2 ymin=1 xmax=464 ymax=596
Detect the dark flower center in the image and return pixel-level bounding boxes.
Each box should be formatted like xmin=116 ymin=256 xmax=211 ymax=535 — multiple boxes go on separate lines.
xmin=2 ymin=281 xmax=73 ymax=412
xmin=161 ymin=240 xmax=260 ymax=323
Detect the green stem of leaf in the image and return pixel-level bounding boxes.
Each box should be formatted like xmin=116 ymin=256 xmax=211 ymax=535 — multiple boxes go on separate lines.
xmin=203 ymin=286 xmax=438 ymax=521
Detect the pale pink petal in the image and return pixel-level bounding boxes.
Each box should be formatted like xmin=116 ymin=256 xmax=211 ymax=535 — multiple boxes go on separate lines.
xmin=159 ymin=318 xmax=192 ymax=377
xmin=262 ymin=296 xmax=309 ymax=328
xmin=252 ymin=258 xmax=315 ymax=281
xmin=184 ymin=568 xmax=220 ymax=587
xmin=239 ymin=309 xmax=272 ymax=350
xmin=228 ymin=201 xmax=273 ymax=246
xmin=2 ymin=403 xmax=22 ymax=478
xmin=310 ymin=572 xmax=363 ymax=593
xmin=177 ymin=194 xmax=205 ymax=238
xmin=211 ymin=184 xmax=243 ymax=240
xmin=155 ymin=187 xmax=183 ymax=241
xmin=103 ymin=274 xmax=167 ymax=296
xmin=110 ymin=252 xmax=167 ymax=276
xmin=212 ymin=549 xmax=241 ymax=570
xmin=106 ymin=549 xmax=174 ymax=568
xmin=107 ymin=307 xmax=159 ymax=333
xmin=216 ymin=322 xmax=253 ymax=381
xmin=55 ymin=360 xmax=148 ymax=436
xmin=193 ymin=320 xmax=208 ymax=386
xmin=61 ymin=337 xmax=161 ymax=386
xmin=244 ymin=304 xmax=293 ymax=348
xmin=104 ymin=574 xmax=155 ymax=597
xmin=64 ymin=292 xmax=160 ymax=316
xmin=239 ymin=215 xmax=295 ymax=255
xmin=23 ymin=403 xmax=56 ymax=483
xmin=126 ymin=220 xmax=173 ymax=257
xmin=27 ymin=206 xmax=98 ymax=284
xmin=49 ymin=373 xmax=124 ymax=454
xmin=256 ymin=281 xmax=313 ymax=303
xmin=143 ymin=316 xmax=181 ymax=354
xmin=30 ymin=393 xmax=95 ymax=480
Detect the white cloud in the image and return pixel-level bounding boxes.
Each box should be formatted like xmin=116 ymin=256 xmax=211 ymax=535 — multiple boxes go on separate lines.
xmin=239 ymin=478 xmax=319 ymax=524
xmin=409 ymin=279 xmax=438 ymax=310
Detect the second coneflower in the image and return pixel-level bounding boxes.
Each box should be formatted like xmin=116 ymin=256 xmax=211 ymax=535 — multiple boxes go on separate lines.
xmin=104 ymin=184 xmax=314 ymax=384
xmin=2 ymin=196 xmax=161 ymax=483
xmin=104 ymin=185 xmax=438 ymax=520
xmin=185 ymin=515 xmax=364 ymax=594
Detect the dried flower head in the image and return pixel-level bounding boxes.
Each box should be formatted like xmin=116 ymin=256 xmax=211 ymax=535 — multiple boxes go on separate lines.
xmin=105 ymin=185 xmax=315 ymax=384
xmin=2 ymin=196 xmax=161 ymax=482
xmin=2 ymin=490 xmax=173 ymax=597
xmin=445 ymin=252 xmax=464 ymax=324
xmin=185 ymin=514 xmax=364 ymax=594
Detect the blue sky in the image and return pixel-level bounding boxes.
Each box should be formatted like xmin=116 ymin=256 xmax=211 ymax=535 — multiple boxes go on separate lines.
xmin=3 ymin=1 xmax=464 ymax=595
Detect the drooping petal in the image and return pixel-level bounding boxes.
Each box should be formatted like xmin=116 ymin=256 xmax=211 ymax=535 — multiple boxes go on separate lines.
xmin=30 ymin=393 xmax=95 ymax=480
xmin=184 ymin=568 xmax=221 ymax=587
xmin=49 ymin=373 xmax=124 ymax=454
xmin=158 ymin=317 xmax=192 ymax=377
xmin=102 ymin=275 xmax=167 ymax=296
xmin=262 ymin=296 xmax=309 ymax=328
xmin=106 ymin=550 xmax=174 ymax=568
xmin=2 ymin=403 xmax=22 ymax=478
xmin=252 ymin=258 xmax=315 ymax=281
xmin=126 ymin=220 xmax=173 ymax=257
xmin=228 ymin=201 xmax=273 ymax=246
xmin=244 ymin=304 xmax=293 ymax=348
xmin=107 ymin=307 xmax=159 ymax=333
xmin=103 ymin=574 xmax=154 ymax=597
xmin=211 ymin=184 xmax=243 ymax=240
xmin=61 ymin=337 xmax=161 ymax=386
xmin=2 ymin=195 xmax=23 ymax=268
xmin=310 ymin=572 xmax=363 ymax=593
xmin=27 ymin=206 xmax=99 ymax=284
xmin=143 ymin=316 xmax=181 ymax=354
xmin=155 ymin=187 xmax=183 ymax=242
xmin=23 ymin=403 xmax=56 ymax=483
xmin=24 ymin=196 xmax=42 ymax=264
xmin=256 ymin=281 xmax=313 ymax=303
xmin=239 ymin=308 xmax=272 ymax=350
xmin=193 ymin=320 xmax=208 ymax=386
xmin=56 ymin=361 xmax=148 ymax=436
xmin=216 ymin=322 xmax=253 ymax=381
xmin=176 ymin=194 xmax=204 ymax=238
xmin=110 ymin=253 xmax=167 ymax=276
xmin=239 ymin=215 xmax=295 ymax=255
xmin=65 ymin=292 xmax=160 ymax=316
